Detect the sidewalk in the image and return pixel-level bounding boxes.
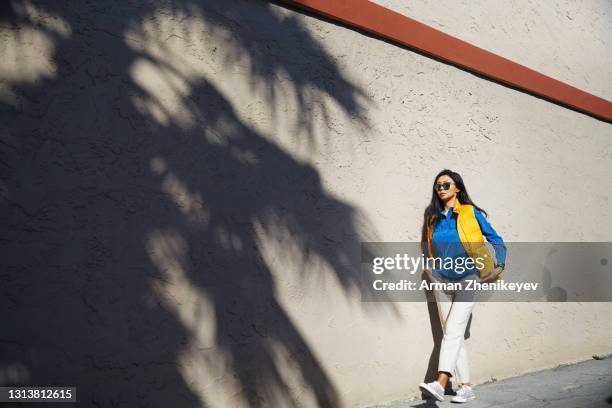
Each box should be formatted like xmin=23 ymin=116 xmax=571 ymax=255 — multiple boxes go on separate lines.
xmin=369 ymin=356 xmax=612 ymax=408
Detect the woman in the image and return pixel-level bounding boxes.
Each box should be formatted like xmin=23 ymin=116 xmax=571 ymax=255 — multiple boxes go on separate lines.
xmin=418 ymin=169 xmax=506 ymax=403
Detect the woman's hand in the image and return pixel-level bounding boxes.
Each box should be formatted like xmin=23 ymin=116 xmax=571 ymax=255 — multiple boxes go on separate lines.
xmin=480 ymin=266 xmax=504 ymax=283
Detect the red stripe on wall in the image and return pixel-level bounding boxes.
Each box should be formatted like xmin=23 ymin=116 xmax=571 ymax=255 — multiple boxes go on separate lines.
xmin=284 ymin=0 xmax=612 ymax=122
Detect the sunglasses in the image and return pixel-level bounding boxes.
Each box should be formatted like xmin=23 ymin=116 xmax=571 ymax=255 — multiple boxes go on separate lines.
xmin=434 ymin=182 xmax=455 ymax=191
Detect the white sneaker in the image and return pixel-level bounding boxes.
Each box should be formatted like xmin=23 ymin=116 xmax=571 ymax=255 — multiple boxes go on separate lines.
xmin=451 ymin=384 xmax=475 ymax=403
xmin=418 ymin=380 xmax=445 ymax=401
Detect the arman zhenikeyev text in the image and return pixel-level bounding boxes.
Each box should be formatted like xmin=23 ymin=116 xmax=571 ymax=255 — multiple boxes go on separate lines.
xmin=372 ymin=279 xmax=539 ymax=292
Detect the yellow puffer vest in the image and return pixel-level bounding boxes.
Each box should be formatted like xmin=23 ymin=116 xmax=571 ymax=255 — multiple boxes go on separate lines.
xmin=426 ymin=197 xmax=497 ymax=279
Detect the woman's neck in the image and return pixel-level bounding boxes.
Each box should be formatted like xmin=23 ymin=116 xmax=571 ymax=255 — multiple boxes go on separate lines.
xmin=443 ymin=196 xmax=456 ymax=213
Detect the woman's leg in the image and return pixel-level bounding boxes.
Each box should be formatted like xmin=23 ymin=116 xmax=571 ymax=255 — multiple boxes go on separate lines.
xmin=454 ymin=340 xmax=471 ymax=386
xmin=453 ymin=277 xmax=478 ymax=386
xmin=438 ymin=298 xmax=475 ymax=387
xmin=432 ymin=275 xmax=476 ymax=386
xmin=438 ymin=277 xmax=475 ymax=383
xmin=437 ymin=341 xmax=471 ymax=387
xmin=432 ymin=286 xmax=457 ymax=388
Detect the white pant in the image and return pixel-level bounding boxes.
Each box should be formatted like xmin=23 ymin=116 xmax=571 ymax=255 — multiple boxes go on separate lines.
xmin=432 ymin=274 xmax=477 ymax=384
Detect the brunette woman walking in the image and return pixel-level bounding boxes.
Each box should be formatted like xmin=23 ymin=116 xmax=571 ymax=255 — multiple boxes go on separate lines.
xmin=418 ymin=169 xmax=506 ymax=403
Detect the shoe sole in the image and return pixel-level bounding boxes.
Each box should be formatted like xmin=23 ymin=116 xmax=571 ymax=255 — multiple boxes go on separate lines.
xmin=418 ymin=383 xmax=444 ymax=402
xmin=451 ymin=395 xmax=476 ymax=403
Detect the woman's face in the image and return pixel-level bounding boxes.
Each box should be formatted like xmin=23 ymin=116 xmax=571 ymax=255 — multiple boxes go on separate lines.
xmin=434 ymin=175 xmax=460 ymax=201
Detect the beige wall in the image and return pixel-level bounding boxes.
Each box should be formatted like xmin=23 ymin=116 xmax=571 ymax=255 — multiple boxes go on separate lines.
xmin=374 ymin=0 xmax=612 ymax=101
xmin=1 ymin=0 xmax=611 ymax=407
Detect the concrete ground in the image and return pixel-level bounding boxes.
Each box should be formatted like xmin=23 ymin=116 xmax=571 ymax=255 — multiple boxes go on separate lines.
xmin=369 ymin=356 xmax=612 ymax=408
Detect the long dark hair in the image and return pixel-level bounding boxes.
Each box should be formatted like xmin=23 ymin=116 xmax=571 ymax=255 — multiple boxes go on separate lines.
xmin=421 ymin=169 xmax=489 ymax=244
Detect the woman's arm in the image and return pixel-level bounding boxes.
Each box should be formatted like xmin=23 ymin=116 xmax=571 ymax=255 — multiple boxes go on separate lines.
xmin=474 ymin=207 xmax=506 ymax=266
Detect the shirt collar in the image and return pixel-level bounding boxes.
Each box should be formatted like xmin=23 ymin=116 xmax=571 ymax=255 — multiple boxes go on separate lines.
xmin=440 ymin=197 xmax=462 ymax=216
xmin=452 ymin=197 xmax=462 ymax=213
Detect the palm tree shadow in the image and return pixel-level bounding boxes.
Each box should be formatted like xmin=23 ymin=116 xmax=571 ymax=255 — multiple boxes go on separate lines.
xmin=0 ymin=0 xmax=401 ymax=407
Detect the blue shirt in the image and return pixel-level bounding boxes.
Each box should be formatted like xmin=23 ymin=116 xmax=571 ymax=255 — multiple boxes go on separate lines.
xmin=431 ymin=204 xmax=506 ymax=280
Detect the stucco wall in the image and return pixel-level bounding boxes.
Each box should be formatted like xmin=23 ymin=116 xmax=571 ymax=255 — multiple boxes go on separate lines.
xmin=1 ymin=0 xmax=611 ymax=407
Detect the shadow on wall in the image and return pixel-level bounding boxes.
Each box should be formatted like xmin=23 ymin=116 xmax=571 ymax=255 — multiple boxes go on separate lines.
xmin=0 ymin=0 xmax=403 ymax=407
